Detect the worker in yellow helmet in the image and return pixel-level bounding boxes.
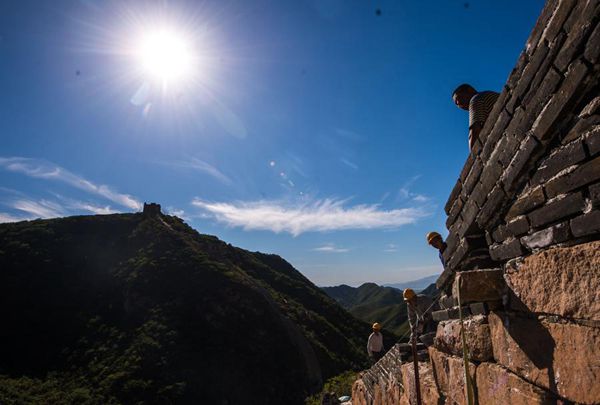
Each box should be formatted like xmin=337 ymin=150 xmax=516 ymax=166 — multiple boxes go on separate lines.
xmin=367 ymin=322 xmax=384 ymax=363
xmin=404 ymin=288 xmax=437 ymax=346
xmin=427 ymin=231 xmax=447 ymax=266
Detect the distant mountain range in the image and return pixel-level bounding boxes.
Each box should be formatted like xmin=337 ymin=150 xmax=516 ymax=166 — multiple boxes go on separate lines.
xmin=383 ymin=274 xmax=440 ymax=291
xmin=322 ymin=281 xmax=438 ymax=337
xmin=0 ymin=212 xmax=372 ymax=404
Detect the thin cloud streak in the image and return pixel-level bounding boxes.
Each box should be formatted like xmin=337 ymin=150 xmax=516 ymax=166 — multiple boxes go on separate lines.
xmin=12 ymin=199 xmax=65 ymax=218
xmin=163 ymin=157 xmax=232 ymax=185
xmin=192 ymin=197 xmax=431 ymax=236
xmin=0 ymin=157 xmax=141 ymax=210
xmin=0 ymin=212 xmax=30 ymax=223
xmin=313 ymin=244 xmax=349 ymax=253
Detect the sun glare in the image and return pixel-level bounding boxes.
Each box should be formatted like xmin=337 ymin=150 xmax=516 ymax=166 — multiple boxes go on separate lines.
xmin=137 ymin=28 xmax=195 ymax=85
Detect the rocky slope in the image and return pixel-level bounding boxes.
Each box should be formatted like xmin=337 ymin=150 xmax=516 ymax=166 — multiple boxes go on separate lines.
xmin=0 ymin=210 xmax=371 ymax=404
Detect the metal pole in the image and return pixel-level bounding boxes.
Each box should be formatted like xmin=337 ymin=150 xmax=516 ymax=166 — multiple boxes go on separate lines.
xmin=410 ymin=312 xmax=423 ymax=405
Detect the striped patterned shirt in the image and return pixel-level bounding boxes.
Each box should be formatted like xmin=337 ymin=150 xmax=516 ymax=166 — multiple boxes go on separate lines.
xmin=469 ymin=91 xmax=500 ymax=129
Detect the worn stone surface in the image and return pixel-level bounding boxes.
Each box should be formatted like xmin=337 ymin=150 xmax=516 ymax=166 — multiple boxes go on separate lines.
xmin=452 ymin=269 xmax=505 ymax=303
xmin=545 ymin=156 xmax=600 ymax=198
xmin=506 ymin=185 xmax=546 ymax=219
xmin=520 ymin=221 xmax=570 ymax=250
xmin=489 ymin=312 xmax=600 ymax=404
xmin=570 ymin=209 xmax=600 ymax=237
xmin=505 ymin=241 xmax=600 ymax=320
xmin=531 ymin=139 xmax=587 ymax=185
xmin=476 ymin=362 xmax=555 ymax=405
xmin=428 ymin=347 xmax=476 ymax=405
xmin=585 ymin=125 xmax=600 ymax=156
xmin=399 ymin=361 xmax=442 ymax=405
xmin=434 ymin=315 xmax=493 ymax=362
xmin=527 ymin=192 xmax=585 ymax=228
xmin=501 ymin=135 xmax=540 ymax=193
xmin=489 ymin=238 xmax=525 ymax=261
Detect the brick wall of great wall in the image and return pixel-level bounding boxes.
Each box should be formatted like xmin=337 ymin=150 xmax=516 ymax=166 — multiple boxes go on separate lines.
xmin=352 ymin=1 xmax=600 ymax=404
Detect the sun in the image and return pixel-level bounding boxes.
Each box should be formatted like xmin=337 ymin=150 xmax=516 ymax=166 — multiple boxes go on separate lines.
xmin=137 ymin=28 xmax=196 ymax=85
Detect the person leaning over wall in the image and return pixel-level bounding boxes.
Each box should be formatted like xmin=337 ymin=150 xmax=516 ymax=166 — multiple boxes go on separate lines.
xmin=452 ymin=84 xmax=499 ymax=150
xmin=426 ymin=231 xmax=447 ymax=266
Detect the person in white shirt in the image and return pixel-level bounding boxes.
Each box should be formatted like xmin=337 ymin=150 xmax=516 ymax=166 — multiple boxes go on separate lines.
xmin=367 ymin=322 xmax=384 ymax=363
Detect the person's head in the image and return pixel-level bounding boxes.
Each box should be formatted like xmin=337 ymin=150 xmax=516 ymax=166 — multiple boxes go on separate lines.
xmin=403 ymin=288 xmax=416 ymax=303
xmin=372 ymin=322 xmax=382 ymax=333
xmin=426 ymin=231 xmax=445 ymax=250
xmin=452 ymin=83 xmax=477 ymax=110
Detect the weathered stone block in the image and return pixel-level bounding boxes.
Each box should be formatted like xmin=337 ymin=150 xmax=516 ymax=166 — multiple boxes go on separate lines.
xmin=554 ymin=0 xmax=599 ymax=71
xmin=544 ymin=156 xmax=600 ymax=198
xmin=452 ymin=269 xmax=504 ymax=304
xmin=570 ymin=209 xmax=600 ymax=237
xmin=561 ymin=115 xmax=600 ymax=144
xmin=439 ymin=294 xmax=457 ymax=310
xmin=428 ymin=347 xmax=476 ymax=405
xmin=434 ymin=315 xmax=493 ymax=362
xmin=528 ymin=192 xmax=585 ymax=228
xmin=585 ymin=125 xmax=600 ymax=155
xmin=505 ymin=215 xmax=529 ymax=236
xmin=590 ymin=182 xmax=600 ymax=205
xmin=539 ymin=0 xmax=576 ymax=48
xmin=432 ymin=309 xmax=449 ymax=322
xmin=476 ymin=185 xmax=506 ymax=228
xmin=489 ymin=238 xmax=525 ymax=261
xmin=489 ymin=312 xmax=600 ymax=404
xmin=524 ymin=0 xmax=557 ymax=55
xmin=476 ymin=362 xmax=555 ymax=405
xmin=584 ymin=21 xmax=600 ymax=63
xmin=435 ymin=268 xmax=455 ymax=293
xmin=506 ymin=185 xmax=546 ymax=219
xmin=520 ymin=221 xmax=570 ymax=250
xmin=446 ymin=196 xmax=464 ymax=228
xmin=445 ymin=180 xmax=463 ymax=216
xmin=531 ymin=139 xmax=587 ymax=184
xmin=532 ymin=60 xmax=588 ymax=142
xmin=461 ymin=159 xmax=482 ymax=198
xmin=481 ymin=110 xmax=512 ymax=161
xmin=504 ymin=240 xmax=600 ymax=321
xmin=399 ymin=361 xmax=441 ymax=405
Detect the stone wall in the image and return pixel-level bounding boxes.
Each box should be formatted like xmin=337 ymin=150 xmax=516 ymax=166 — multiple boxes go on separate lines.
xmin=352 ymin=1 xmax=600 ymax=404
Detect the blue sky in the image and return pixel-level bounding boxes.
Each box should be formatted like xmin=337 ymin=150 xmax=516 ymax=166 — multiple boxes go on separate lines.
xmin=0 ymin=0 xmax=544 ymax=286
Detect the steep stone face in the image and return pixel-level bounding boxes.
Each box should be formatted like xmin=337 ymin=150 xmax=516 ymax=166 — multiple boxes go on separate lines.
xmin=428 ymin=347 xmax=476 ymax=405
xmin=434 ymin=315 xmax=493 ymax=362
xmin=505 ymin=240 xmax=600 ymax=320
xmin=476 ymin=362 xmax=555 ymax=405
xmin=489 ymin=312 xmax=600 ymax=404
xmin=399 ymin=362 xmax=442 ymax=405
xmin=452 ymin=269 xmax=505 ymax=303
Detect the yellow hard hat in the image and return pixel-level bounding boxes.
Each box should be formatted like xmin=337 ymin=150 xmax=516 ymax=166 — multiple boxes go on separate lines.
xmin=372 ymin=322 xmax=381 ymax=330
xmin=403 ymin=288 xmax=416 ymax=302
xmin=426 ymin=231 xmax=442 ymax=244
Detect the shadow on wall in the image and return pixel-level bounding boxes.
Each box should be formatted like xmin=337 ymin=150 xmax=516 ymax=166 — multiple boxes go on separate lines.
xmin=502 ymin=293 xmax=557 ymax=395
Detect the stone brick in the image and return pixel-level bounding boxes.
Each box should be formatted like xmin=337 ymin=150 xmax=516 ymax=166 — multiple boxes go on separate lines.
xmin=590 ymin=182 xmax=600 ymax=205
xmin=489 ymin=312 xmax=600 ymax=404
xmin=502 ymin=136 xmax=540 ymax=194
xmin=446 ymin=196 xmax=464 ymax=228
xmin=545 ymin=156 xmax=600 ymax=198
xmin=584 ymin=21 xmax=600 ymax=63
xmin=506 ymin=186 xmax=546 ymax=218
xmin=428 ymin=347 xmax=476 ymax=405
xmin=504 ymin=240 xmax=600 ymax=321
xmin=581 ymin=96 xmax=600 ymax=117
xmin=480 ymin=88 xmax=511 ymax=146
xmin=434 ymin=315 xmax=493 ymax=361
xmin=512 ymin=42 xmax=550 ymax=105
xmin=439 ymin=294 xmax=457 ymax=309
xmin=446 ymin=305 xmax=471 ymax=319
xmin=585 ymin=125 xmax=600 ymax=155
xmin=532 ymin=60 xmax=589 ymax=142
xmin=448 ymin=238 xmax=469 ymax=269
xmin=570 ymin=209 xmax=600 ymax=237
xmin=435 ymin=268 xmax=455 ymax=292
xmin=476 ymin=185 xmax=506 ymax=228
xmin=443 ymin=232 xmax=459 ymax=263
xmin=491 ymin=225 xmax=507 ymax=243
xmin=489 ymin=238 xmax=525 ymax=261
xmin=554 ymin=1 xmax=599 ymax=71
xmin=459 ymin=154 xmax=475 ymax=183
xmin=432 ymin=309 xmax=450 ymax=322
xmin=520 ymin=221 xmax=570 ymax=250
xmin=531 ymin=139 xmax=587 ymax=184
xmin=539 ymin=0 xmax=577 ymax=46
xmin=525 ymin=0 xmax=557 ymax=55
xmin=481 ymin=110 xmax=512 ymax=161
xmin=505 ymin=215 xmax=529 ymax=236
xmin=476 ymin=362 xmax=555 ymax=405
xmin=445 ymin=180 xmax=463 ymax=215
xmin=399 ymin=361 xmax=441 ymax=405
xmin=461 ymin=158 xmax=482 ymax=198
xmin=452 ymin=269 xmax=504 ymax=304
xmin=469 ymin=302 xmax=487 ymax=315
xmin=561 ymin=115 xmax=600 ymax=144
xmin=457 ymin=202 xmax=481 ymax=238
xmin=528 ymin=192 xmax=585 ymax=228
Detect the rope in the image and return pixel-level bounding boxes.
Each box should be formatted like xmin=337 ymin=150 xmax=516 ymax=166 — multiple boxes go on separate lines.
xmin=398 ymin=291 xmax=443 ymax=342
xmin=456 ymin=274 xmax=475 ymax=405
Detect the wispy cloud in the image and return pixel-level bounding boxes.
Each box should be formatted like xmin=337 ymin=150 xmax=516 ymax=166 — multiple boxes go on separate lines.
xmin=66 ymin=201 xmax=115 ymax=215
xmin=384 ymin=243 xmax=398 ymax=253
xmin=162 ymin=157 xmax=232 ymax=185
xmin=397 ymin=175 xmax=430 ymax=203
xmin=313 ymin=243 xmax=349 ymax=253
xmin=340 ymin=158 xmax=358 ymax=170
xmin=192 ymin=197 xmax=431 ymax=236
xmin=0 ymin=212 xmax=30 ymax=223
xmin=11 ymin=199 xmax=65 ymax=218
xmin=0 ymin=157 xmax=141 ymax=210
